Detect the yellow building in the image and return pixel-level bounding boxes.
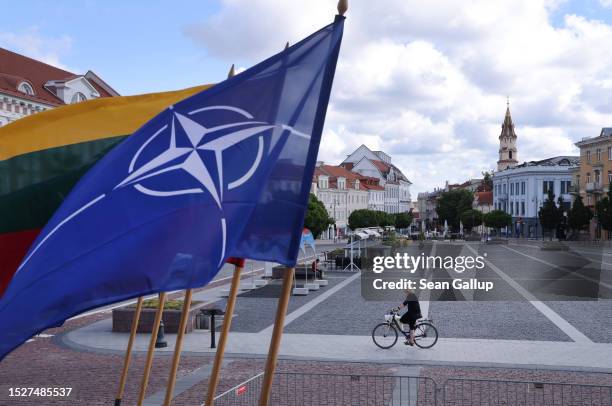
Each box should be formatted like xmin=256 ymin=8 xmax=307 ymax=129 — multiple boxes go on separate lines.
xmin=574 ymin=128 xmax=612 ymax=238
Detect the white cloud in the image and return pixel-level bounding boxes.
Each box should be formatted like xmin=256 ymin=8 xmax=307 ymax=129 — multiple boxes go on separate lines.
xmin=599 ymin=0 xmax=612 ymax=8
xmin=185 ymin=0 xmax=612 ymax=195
xmin=0 ymin=27 xmax=73 ymax=70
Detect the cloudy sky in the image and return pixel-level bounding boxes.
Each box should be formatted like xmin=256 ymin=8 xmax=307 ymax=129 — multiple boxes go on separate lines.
xmin=4 ymin=0 xmax=612 ymax=195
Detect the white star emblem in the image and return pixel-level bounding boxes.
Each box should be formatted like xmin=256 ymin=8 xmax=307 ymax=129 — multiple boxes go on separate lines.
xmin=115 ymin=110 xmax=274 ymax=207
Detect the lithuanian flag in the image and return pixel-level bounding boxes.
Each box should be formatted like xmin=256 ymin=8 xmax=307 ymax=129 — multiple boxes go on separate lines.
xmin=0 ymin=84 xmax=211 ymax=296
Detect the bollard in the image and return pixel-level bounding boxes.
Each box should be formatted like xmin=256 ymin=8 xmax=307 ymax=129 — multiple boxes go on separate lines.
xmin=155 ymin=319 xmax=168 ymax=348
xmin=210 ymin=313 xmax=216 ymax=349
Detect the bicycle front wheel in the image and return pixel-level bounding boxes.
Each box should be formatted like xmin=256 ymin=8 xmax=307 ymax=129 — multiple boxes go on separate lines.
xmin=372 ymin=322 xmax=398 ymax=349
xmin=414 ymin=322 xmax=438 ymax=349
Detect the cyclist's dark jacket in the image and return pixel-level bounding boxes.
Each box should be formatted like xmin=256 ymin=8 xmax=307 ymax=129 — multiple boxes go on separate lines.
xmin=400 ymin=292 xmax=422 ymax=328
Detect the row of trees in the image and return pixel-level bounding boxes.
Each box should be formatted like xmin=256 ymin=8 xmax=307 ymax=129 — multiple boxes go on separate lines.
xmin=348 ymin=209 xmax=413 ymax=231
xmin=303 ymin=194 xmax=415 ymax=238
xmin=435 ymin=186 xmax=598 ymax=239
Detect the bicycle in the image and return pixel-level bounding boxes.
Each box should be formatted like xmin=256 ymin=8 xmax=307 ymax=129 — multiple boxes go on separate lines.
xmin=371 ymin=309 xmax=438 ymax=349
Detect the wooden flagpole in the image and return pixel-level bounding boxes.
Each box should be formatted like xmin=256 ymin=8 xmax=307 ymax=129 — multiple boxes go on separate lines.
xmin=162 ymin=289 xmax=193 ymax=406
xmin=114 ymin=296 xmax=144 ymax=406
xmin=258 ymin=267 xmax=294 ymax=406
xmin=205 ymin=261 xmax=244 ymax=405
xmin=137 ymin=292 xmax=167 ymax=406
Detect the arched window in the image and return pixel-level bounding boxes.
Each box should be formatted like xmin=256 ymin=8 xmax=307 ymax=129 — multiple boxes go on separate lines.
xmin=17 ymin=82 xmax=35 ymax=96
xmin=71 ymin=92 xmax=87 ymax=104
xmin=509 ymin=151 xmax=513 ymax=159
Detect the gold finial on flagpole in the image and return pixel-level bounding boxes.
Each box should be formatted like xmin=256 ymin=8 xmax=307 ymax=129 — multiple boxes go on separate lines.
xmin=337 ymin=0 xmax=348 ymax=15
xmin=228 ymin=64 xmax=236 ymax=78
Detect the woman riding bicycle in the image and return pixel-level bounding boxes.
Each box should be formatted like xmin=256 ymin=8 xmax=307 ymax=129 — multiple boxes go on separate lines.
xmin=395 ymin=288 xmax=422 ymax=346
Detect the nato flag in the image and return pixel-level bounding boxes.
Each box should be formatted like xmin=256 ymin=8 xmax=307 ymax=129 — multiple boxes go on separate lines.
xmin=0 ymin=16 xmax=344 ymax=360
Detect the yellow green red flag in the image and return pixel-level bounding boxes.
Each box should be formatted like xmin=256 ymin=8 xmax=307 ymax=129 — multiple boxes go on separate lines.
xmin=0 ymin=84 xmax=211 ymax=296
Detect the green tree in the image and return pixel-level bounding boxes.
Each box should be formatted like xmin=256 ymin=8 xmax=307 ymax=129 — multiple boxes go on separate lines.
xmin=348 ymin=209 xmax=377 ymax=230
xmin=567 ymin=194 xmax=592 ymax=235
xmin=483 ymin=210 xmax=512 ymax=236
xmin=303 ymin=193 xmax=333 ymax=238
xmin=539 ymin=189 xmax=562 ymax=240
xmin=375 ymin=210 xmax=394 ymax=227
xmin=394 ymin=212 xmax=413 ymax=230
xmin=482 ymin=171 xmax=493 ymax=191
xmin=436 ymin=189 xmax=474 ymax=232
xmin=596 ymin=183 xmax=612 ymax=234
xmin=460 ymin=209 xmax=483 ymax=234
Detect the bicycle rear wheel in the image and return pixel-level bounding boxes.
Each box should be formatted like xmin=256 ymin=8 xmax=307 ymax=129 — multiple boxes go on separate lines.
xmin=372 ymin=323 xmax=398 ymax=349
xmin=414 ymin=322 xmax=438 ymax=349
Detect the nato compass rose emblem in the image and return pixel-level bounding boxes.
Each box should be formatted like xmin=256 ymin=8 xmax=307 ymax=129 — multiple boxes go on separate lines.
xmin=112 ymin=104 xmax=311 ymax=265
xmin=18 ymin=104 xmax=310 ymax=272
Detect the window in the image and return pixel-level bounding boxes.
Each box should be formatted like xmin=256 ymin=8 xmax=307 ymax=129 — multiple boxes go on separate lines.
xmin=521 ymin=181 xmax=525 ymax=195
xmin=560 ymin=180 xmax=571 ymax=194
xmin=521 ymin=201 xmax=525 ymax=215
xmin=515 ymin=202 xmax=519 ymax=215
xmin=595 ymin=171 xmax=600 ymax=185
xmin=608 ymin=146 xmax=612 ymax=161
xmin=597 ymin=148 xmax=602 ymax=162
xmin=71 ymin=92 xmax=87 ymax=104
xmin=587 ymin=150 xmax=591 ymax=163
xmin=510 ymin=183 xmax=514 ymax=195
xmin=587 ymin=172 xmax=591 ymax=183
xmin=609 ymin=171 xmax=612 ymax=184
xmin=17 ymin=82 xmax=34 ymax=95
xmin=543 ymin=180 xmax=554 ymax=194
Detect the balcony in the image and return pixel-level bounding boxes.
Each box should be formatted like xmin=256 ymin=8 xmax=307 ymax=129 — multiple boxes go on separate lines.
xmin=586 ymin=182 xmax=603 ymax=193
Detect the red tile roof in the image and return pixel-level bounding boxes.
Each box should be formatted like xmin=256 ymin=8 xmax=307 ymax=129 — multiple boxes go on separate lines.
xmin=0 ymin=47 xmax=116 ymax=106
xmin=475 ymin=191 xmax=493 ymax=205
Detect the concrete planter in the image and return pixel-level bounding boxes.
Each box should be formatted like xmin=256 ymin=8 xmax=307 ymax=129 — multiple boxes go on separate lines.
xmin=112 ymin=301 xmax=208 ymax=334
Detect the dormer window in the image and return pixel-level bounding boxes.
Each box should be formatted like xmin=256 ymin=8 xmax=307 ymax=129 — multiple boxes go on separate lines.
xmin=71 ymin=92 xmax=87 ymax=104
xmin=17 ymin=82 xmax=35 ymax=96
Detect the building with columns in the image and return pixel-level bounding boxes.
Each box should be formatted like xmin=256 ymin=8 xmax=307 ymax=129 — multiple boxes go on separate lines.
xmin=0 ymin=47 xmax=118 ymax=127
xmin=493 ymin=156 xmax=578 ymax=237
xmin=497 ymin=101 xmax=518 ymax=171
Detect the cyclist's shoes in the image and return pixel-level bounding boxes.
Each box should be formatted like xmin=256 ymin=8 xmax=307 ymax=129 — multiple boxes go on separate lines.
xmin=404 ymin=339 xmax=414 ymax=346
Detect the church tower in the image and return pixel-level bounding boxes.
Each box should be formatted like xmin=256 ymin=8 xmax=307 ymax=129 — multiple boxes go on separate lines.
xmin=497 ymin=99 xmax=518 ymax=171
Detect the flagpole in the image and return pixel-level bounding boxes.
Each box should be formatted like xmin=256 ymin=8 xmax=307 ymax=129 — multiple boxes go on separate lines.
xmin=137 ymin=292 xmax=167 ymax=406
xmin=205 ymin=263 xmax=243 ymax=405
xmin=162 ymin=289 xmax=193 ymax=406
xmin=114 ymin=296 xmax=144 ymax=406
xmin=258 ymin=267 xmax=294 ymax=406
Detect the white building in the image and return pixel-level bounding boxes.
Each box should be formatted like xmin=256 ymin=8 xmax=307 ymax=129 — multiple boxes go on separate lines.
xmin=492 ymin=156 xmax=578 ymax=238
xmin=0 ymin=47 xmax=118 ymax=127
xmin=341 ymin=145 xmax=411 ymax=214
xmin=312 ymin=164 xmax=369 ymax=237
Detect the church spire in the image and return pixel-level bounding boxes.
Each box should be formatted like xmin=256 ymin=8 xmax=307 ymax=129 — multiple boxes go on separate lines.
xmin=500 ymin=98 xmax=516 ymax=139
xmin=497 ymin=98 xmax=518 ymax=171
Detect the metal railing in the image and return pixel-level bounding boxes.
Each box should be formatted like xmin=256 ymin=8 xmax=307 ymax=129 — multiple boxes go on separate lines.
xmin=442 ymin=378 xmax=612 ymax=406
xmin=212 ymin=372 xmax=264 ymax=406
xmin=212 ymin=372 xmax=612 ymax=406
xmin=269 ymin=373 xmax=436 ymax=405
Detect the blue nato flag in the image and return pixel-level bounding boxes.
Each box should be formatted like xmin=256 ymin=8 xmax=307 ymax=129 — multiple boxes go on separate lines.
xmin=0 ymin=16 xmax=344 ymax=360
